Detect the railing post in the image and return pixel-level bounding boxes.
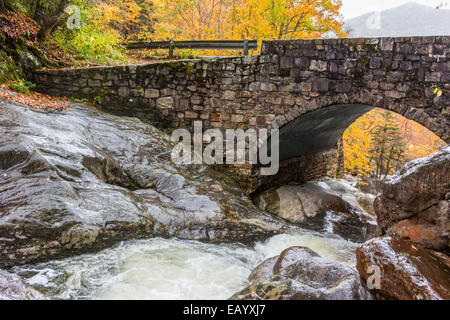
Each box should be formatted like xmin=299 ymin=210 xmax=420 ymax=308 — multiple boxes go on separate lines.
xmin=243 ymin=39 xmax=249 ymax=56
xmin=168 ymin=39 xmax=174 ymax=59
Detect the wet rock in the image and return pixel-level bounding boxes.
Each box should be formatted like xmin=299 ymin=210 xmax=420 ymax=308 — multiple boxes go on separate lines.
xmin=255 ymin=182 xmax=376 ymax=242
xmin=374 ymin=147 xmax=449 ymax=251
xmin=0 ymin=269 xmax=44 ymax=300
xmin=231 ymin=246 xmax=371 ymax=300
xmin=356 ymin=237 xmax=450 ymax=300
xmin=0 ymin=99 xmax=289 ymax=267
xmin=255 ymin=183 xmax=351 ymax=221
xmin=355 ymin=192 xmax=376 ymax=216
xmin=0 ymin=144 xmax=30 ymax=170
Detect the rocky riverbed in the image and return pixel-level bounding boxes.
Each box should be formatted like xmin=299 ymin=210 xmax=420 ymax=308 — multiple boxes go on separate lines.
xmin=254 ymin=179 xmax=377 ymax=242
xmin=0 ymin=97 xmax=291 ymax=268
xmin=0 ymin=97 xmax=448 ymax=300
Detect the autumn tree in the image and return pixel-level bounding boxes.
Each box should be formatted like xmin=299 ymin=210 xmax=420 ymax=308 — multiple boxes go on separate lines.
xmin=37 ymin=0 xmax=72 ymax=40
xmin=343 ymin=108 xmax=446 ymax=183
xmin=0 ymin=0 xmax=75 ymax=40
xmin=94 ymin=0 xmax=156 ymax=41
xmin=369 ymin=111 xmax=406 ymax=180
xmin=153 ymin=0 xmax=345 ymax=40
xmin=153 ymin=0 xmax=230 ymax=40
xmin=397 ymin=116 xmax=447 ymax=160
xmin=228 ymin=0 xmax=346 ymax=40
xmin=342 ymin=112 xmax=374 ymax=179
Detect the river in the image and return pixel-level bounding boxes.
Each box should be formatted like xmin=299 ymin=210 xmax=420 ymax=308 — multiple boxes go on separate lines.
xmin=10 ymin=178 xmax=370 ymax=300
xmin=0 ymin=100 xmax=374 ymax=300
xmin=11 ymin=232 xmax=357 ymax=300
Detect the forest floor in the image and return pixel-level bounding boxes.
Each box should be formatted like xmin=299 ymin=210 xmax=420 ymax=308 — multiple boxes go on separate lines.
xmin=0 ymin=85 xmax=73 ymax=110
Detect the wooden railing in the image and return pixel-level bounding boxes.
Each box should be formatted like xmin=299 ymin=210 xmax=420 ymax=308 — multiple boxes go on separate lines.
xmin=124 ymin=40 xmax=258 ymax=58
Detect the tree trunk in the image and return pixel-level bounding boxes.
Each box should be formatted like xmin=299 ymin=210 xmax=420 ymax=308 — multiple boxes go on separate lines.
xmin=0 ymin=0 xmax=12 ymax=13
xmin=278 ymin=22 xmax=284 ymax=39
xmin=31 ymin=0 xmax=39 ymax=20
xmin=37 ymin=0 xmax=70 ymax=41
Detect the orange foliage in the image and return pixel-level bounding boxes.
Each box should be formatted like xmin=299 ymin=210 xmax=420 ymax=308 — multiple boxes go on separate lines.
xmin=93 ymin=0 xmax=155 ymax=41
xmin=343 ymin=108 xmax=446 ymax=180
xmin=0 ymin=85 xmax=72 ymax=111
xmin=153 ymin=0 xmax=346 ymax=41
xmin=394 ymin=114 xmax=447 ymax=160
xmin=0 ymin=11 xmax=39 ymax=43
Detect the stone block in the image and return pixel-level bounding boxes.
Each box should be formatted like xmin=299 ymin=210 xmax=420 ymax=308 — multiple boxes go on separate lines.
xmin=261 ymin=83 xmax=277 ymax=91
xmin=280 ymin=57 xmax=294 ymax=68
xmin=313 ymin=79 xmax=329 ymax=92
xmin=336 ymin=81 xmax=352 ymax=93
xmin=231 ymin=114 xmax=244 ymax=123
xmin=185 ymin=111 xmax=198 ymax=119
xmin=118 ymin=87 xmax=129 ymax=97
xmin=222 ymin=90 xmax=236 ymax=100
xmin=425 ymin=72 xmax=441 ymax=82
xmin=310 ymin=60 xmax=328 ymax=72
xmin=156 ymin=97 xmax=174 ymax=109
xmin=145 ymin=89 xmax=160 ymax=98
xmin=211 ymin=113 xmax=222 ymax=122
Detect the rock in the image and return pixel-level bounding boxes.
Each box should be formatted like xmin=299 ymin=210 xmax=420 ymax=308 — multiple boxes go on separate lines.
xmin=231 ymin=246 xmax=371 ymax=300
xmin=0 ymin=269 xmax=44 ymax=300
xmin=355 ymin=192 xmax=376 ymax=216
xmin=19 ymin=50 xmax=42 ymax=73
xmin=255 ymin=182 xmax=376 ymax=242
xmin=356 ymin=237 xmax=450 ymax=300
xmin=374 ymin=147 xmax=450 ymax=251
xmin=0 ymin=98 xmax=289 ymax=267
xmin=255 ymin=184 xmax=351 ymax=221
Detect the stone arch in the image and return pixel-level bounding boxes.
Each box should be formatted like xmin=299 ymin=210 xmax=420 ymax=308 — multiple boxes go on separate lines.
xmin=268 ymin=91 xmax=449 ymax=144
xmin=272 ymin=104 xmax=373 ymax=163
xmin=249 ymin=100 xmax=448 ymax=196
xmin=267 ymin=90 xmax=449 ymax=163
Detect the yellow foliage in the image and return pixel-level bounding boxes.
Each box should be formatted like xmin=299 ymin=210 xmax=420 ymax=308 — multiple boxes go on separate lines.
xmin=228 ymin=0 xmax=346 ymax=40
xmin=152 ymin=0 xmax=346 ymax=41
xmin=343 ymin=114 xmax=373 ymax=179
xmin=343 ymin=108 xmax=447 ymax=181
xmin=93 ymin=0 xmax=155 ymax=40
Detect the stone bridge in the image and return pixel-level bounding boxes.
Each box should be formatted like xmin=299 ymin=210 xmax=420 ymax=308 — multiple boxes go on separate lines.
xmin=34 ymin=36 xmax=449 ymax=194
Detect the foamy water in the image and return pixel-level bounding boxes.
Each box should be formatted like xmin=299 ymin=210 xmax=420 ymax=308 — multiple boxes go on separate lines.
xmin=11 ymin=178 xmax=371 ymax=300
xmin=12 ymin=231 xmax=357 ymax=300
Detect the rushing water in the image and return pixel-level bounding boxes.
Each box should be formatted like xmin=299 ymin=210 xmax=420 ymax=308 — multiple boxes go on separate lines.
xmin=12 ymin=231 xmax=357 ymax=300
xmin=10 ymin=179 xmax=369 ymax=300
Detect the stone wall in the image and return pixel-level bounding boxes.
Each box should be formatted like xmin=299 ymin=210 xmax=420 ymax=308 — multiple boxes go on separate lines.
xmin=251 ymin=145 xmax=344 ymax=195
xmin=34 ymin=57 xmax=261 ymax=130
xmin=33 ymin=36 xmax=449 ymax=193
xmin=34 ymin=36 xmax=449 ymax=140
xmin=259 ymin=36 xmax=449 ymax=142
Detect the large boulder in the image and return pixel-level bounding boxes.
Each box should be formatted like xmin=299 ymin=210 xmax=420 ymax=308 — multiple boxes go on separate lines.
xmin=374 ymin=147 xmax=449 ymax=251
xmin=231 ymin=246 xmax=371 ymax=300
xmin=356 ymin=237 xmax=450 ymax=300
xmin=255 ymin=184 xmax=352 ymax=221
xmin=0 ymin=98 xmax=289 ymax=267
xmin=254 ymin=182 xmax=376 ymax=242
xmin=0 ymin=269 xmax=44 ymax=300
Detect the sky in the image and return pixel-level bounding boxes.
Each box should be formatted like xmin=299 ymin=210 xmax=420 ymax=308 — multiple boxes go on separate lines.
xmin=341 ymin=0 xmax=449 ymax=19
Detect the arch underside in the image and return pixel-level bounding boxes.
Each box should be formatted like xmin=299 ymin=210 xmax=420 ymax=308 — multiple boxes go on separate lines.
xmin=274 ymin=104 xmax=374 ymax=162
xmin=250 ymin=103 xmax=448 ymax=195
